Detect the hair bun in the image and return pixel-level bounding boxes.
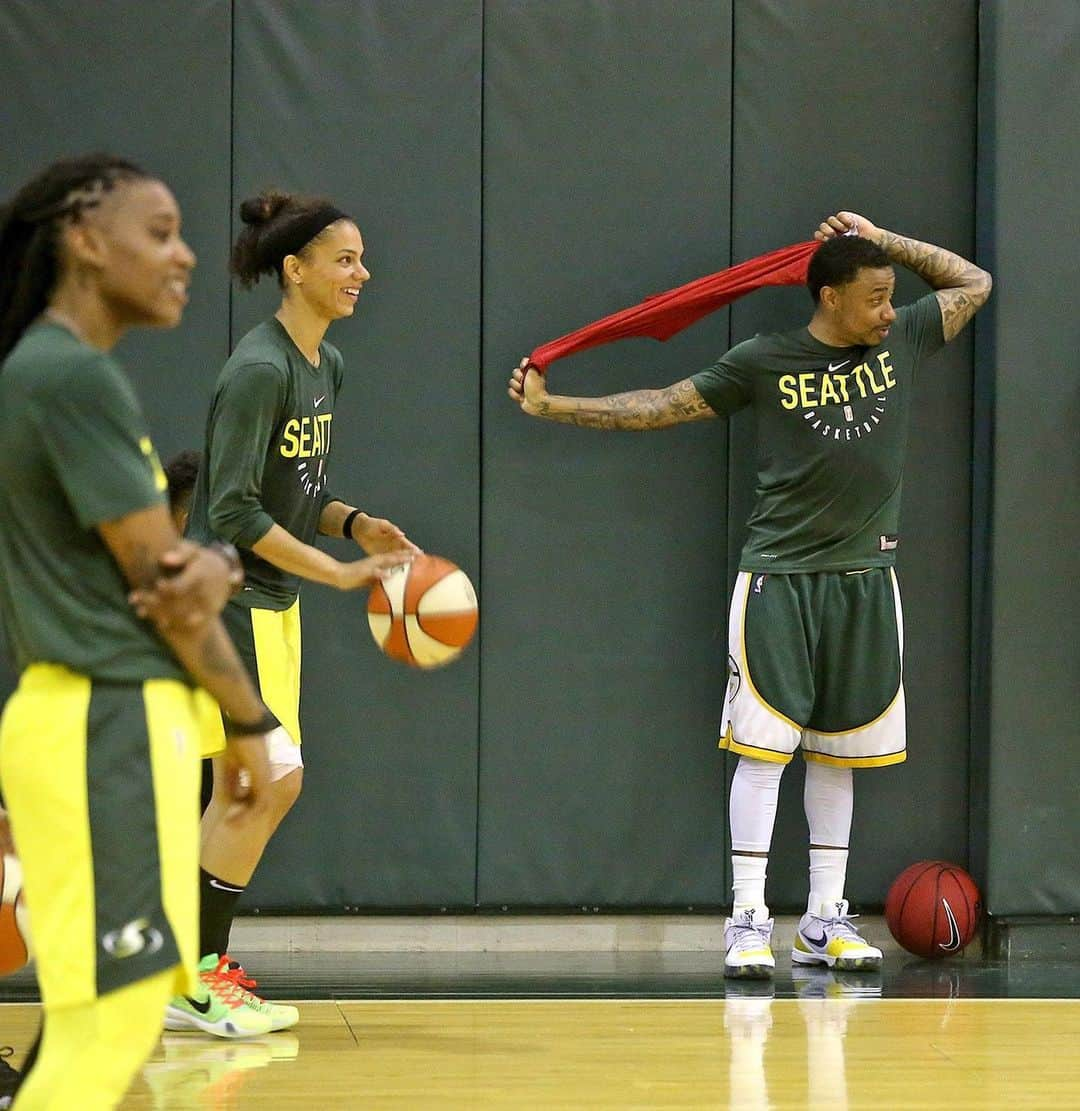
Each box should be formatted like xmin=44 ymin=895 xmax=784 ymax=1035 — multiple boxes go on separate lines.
xmin=238 ymin=190 xmax=292 ymax=227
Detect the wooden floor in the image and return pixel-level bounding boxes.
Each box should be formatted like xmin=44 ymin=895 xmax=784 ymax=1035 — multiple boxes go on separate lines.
xmin=3 ymin=996 xmax=1079 ymax=1108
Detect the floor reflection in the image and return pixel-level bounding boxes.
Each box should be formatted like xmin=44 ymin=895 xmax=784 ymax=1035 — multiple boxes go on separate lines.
xmin=141 ymin=1032 xmax=299 ymax=1109
xmin=723 ymin=968 xmax=884 ymax=1110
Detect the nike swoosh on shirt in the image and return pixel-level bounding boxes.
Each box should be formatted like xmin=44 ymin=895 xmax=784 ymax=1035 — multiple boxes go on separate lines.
xmin=827 ymin=360 xmax=850 ymax=372
xmin=314 ymin=394 xmax=327 ymax=407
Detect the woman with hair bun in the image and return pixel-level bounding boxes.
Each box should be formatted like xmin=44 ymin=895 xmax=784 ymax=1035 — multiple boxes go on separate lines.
xmin=176 ymin=191 xmax=416 ymax=1035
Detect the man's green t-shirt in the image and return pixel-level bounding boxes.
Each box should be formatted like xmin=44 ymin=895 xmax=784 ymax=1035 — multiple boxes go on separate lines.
xmin=0 ymin=321 xmax=182 ymax=681
xmin=691 ymin=293 xmax=946 ymax=572
xmin=186 ymin=318 xmax=344 ymax=610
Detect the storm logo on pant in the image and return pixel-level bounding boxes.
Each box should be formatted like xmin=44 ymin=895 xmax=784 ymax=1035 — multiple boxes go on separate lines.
xmin=726 ymin=654 xmax=741 ymax=702
xmin=103 ymin=917 xmax=164 ymax=960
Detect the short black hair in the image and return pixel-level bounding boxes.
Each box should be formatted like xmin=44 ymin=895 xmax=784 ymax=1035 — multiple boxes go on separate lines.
xmin=807 ymin=236 xmax=893 ymax=303
xmin=164 ymin=449 xmax=202 ymax=510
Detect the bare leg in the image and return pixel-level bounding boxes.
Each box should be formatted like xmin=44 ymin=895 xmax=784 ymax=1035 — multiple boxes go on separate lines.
xmin=200 ymin=758 xmax=302 ymax=885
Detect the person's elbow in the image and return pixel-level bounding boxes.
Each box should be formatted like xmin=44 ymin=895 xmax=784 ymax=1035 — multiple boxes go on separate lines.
xmin=208 ymin=497 xmax=271 ymax=549
xmin=965 ymin=266 xmax=992 ymax=310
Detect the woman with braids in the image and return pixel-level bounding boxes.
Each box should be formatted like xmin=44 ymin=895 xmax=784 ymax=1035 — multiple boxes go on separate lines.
xmin=177 ymin=191 xmax=416 ymax=1034
xmin=0 ymin=154 xmax=280 ymax=1106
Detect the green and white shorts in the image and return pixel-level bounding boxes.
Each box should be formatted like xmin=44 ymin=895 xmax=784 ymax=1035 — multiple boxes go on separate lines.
xmin=719 ymin=568 xmax=906 ymax=768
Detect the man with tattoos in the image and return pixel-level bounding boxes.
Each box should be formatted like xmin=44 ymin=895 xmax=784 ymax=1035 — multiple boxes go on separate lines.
xmin=509 ymin=211 xmax=991 ymax=980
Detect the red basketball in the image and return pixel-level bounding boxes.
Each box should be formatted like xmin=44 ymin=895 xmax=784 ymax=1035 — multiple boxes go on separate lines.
xmin=367 ymin=553 xmax=478 ymax=668
xmin=885 ymin=860 xmax=981 ymax=958
xmin=1 ymin=853 xmax=33 ymax=976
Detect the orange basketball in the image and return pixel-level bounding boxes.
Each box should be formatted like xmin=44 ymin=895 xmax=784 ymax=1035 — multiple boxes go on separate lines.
xmin=885 ymin=860 xmax=981 ymax=959
xmin=1 ymin=853 xmax=32 ymax=976
xmin=367 ymin=553 xmax=478 ymax=668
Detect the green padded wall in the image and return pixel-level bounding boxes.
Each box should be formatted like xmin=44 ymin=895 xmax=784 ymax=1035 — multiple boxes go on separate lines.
xmin=977 ymin=1 xmax=1080 ymax=915
xmin=478 ymin=0 xmax=735 ymax=906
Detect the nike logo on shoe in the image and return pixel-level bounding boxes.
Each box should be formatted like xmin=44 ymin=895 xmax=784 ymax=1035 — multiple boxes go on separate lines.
xmin=185 ymin=994 xmax=213 ymax=1015
xmin=801 ymin=928 xmax=828 ymax=948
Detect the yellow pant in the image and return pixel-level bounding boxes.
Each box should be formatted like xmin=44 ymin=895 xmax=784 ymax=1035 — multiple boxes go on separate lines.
xmin=14 ymin=969 xmax=174 ymax=1110
xmin=201 ymin=598 xmax=303 ymax=757
xmin=0 ymin=665 xmax=200 ymax=1009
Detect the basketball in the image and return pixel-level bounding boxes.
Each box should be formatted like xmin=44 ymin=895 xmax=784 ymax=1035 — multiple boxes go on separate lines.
xmin=1 ymin=853 xmax=32 ymax=976
xmin=885 ymin=860 xmax=981 ymax=959
xmin=367 ymin=554 xmax=478 ymax=668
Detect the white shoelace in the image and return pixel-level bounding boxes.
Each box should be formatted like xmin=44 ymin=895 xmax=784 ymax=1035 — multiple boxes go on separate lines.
xmin=730 ymin=922 xmax=771 ymax=953
xmin=815 ymin=910 xmax=865 ymax=944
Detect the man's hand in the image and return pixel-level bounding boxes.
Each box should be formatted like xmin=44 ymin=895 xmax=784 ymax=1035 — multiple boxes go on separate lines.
xmin=129 ymin=540 xmax=243 ymax=630
xmin=220 ymin=730 xmax=274 ymax=825
xmin=815 ymin=211 xmax=882 ymax=244
xmin=0 ymin=807 xmax=14 ymax=856
xmin=508 ymin=357 xmax=548 ymax=416
xmin=350 ymin=513 xmax=420 ymax=556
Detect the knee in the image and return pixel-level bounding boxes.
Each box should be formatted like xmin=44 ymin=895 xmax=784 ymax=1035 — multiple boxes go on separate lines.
xmin=270 ymin=767 xmax=303 ymax=820
xmin=734 ymin=756 xmax=786 ymax=789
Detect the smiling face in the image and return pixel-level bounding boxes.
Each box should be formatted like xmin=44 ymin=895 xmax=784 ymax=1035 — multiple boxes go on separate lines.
xmin=74 ymin=178 xmax=195 ymax=329
xmin=284 ymin=220 xmax=369 ymax=322
xmin=820 ymin=266 xmax=897 ymax=347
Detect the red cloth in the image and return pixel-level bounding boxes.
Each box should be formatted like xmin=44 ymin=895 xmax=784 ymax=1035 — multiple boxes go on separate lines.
xmin=529 ymin=240 xmax=820 ymax=371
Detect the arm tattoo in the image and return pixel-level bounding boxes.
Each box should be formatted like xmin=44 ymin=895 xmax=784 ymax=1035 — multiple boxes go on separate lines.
xmin=876 ymin=230 xmax=992 ymax=342
xmin=535 ymin=378 xmax=716 ymax=430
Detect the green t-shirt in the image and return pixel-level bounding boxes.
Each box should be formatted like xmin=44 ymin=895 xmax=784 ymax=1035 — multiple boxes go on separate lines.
xmin=0 ymin=321 xmax=182 ymax=681
xmin=187 ymin=318 xmax=345 ymax=609
xmin=691 ymin=293 xmax=946 ymax=572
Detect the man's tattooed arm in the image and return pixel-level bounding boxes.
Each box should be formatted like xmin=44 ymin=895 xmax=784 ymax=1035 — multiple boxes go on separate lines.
xmin=875 ymin=229 xmax=993 ymax=342
xmin=531 ymin=378 xmax=716 ymax=430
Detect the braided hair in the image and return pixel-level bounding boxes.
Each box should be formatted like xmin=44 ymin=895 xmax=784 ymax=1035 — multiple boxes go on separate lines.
xmin=0 ymin=154 xmax=148 ymax=361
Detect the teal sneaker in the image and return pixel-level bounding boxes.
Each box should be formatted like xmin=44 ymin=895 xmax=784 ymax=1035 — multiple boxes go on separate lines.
xmin=164 ymin=954 xmax=274 ymax=1038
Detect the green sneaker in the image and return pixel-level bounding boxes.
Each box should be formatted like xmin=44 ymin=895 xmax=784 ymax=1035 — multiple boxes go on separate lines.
xmin=164 ymin=954 xmax=274 ymax=1038
xmin=218 ymin=956 xmax=300 ymax=1032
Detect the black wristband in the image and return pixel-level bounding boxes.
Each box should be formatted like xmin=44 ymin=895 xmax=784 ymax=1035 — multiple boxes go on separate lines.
xmin=226 ymin=709 xmax=279 ymax=737
xmin=342 ymin=508 xmax=363 ymax=540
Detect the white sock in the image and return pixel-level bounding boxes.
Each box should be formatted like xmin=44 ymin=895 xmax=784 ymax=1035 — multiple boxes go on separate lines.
xmin=803 ymin=762 xmax=853 ymax=913
xmin=732 ymin=854 xmax=769 ymax=916
xmin=807 ymin=848 xmax=849 ymax=914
